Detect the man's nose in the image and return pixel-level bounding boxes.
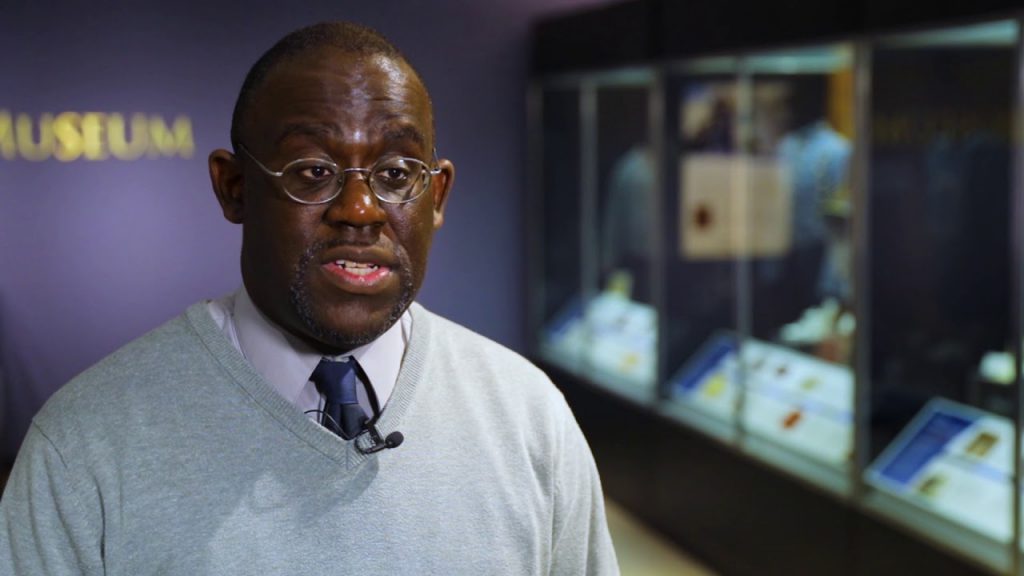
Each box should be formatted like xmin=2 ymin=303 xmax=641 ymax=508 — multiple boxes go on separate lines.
xmin=323 ymin=171 xmax=388 ymax=229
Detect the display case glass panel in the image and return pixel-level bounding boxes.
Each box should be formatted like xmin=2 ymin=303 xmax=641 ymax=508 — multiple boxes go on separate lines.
xmin=535 ymin=86 xmax=586 ymax=374
xmin=863 ymin=20 xmax=1019 ymax=571
xmin=662 ymin=58 xmax=744 ymax=438
xmin=579 ymin=74 xmax=658 ymax=399
xmin=745 ymin=46 xmax=856 ymax=357
xmin=740 ymin=45 xmax=857 ymax=491
xmin=663 ymin=48 xmax=859 ymax=488
xmin=535 ymin=73 xmax=659 ymax=401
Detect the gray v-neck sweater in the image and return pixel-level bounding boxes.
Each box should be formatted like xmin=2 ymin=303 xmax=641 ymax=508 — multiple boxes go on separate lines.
xmin=0 ymin=302 xmax=618 ymax=575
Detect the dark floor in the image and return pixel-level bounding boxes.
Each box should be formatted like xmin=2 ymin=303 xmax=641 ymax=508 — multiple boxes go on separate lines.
xmin=607 ymin=499 xmax=718 ymax=576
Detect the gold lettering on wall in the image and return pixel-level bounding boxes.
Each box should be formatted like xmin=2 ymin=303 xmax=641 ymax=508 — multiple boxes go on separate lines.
xmin=0 ymin=110 xmax=194 ymax=161
xmin=107 ymin=114 xmax=149 ymax=160
xmin=53 ymin=112 xmax=83 ymax=162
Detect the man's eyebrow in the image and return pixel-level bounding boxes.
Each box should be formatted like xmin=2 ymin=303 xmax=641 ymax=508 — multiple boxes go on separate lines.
xmin=382 ymin=125 xmax=427 ymax=149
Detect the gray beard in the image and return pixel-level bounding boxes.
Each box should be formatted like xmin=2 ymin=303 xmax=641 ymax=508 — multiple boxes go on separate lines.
xmin=288 ymin=240 xmax=416 ymax=351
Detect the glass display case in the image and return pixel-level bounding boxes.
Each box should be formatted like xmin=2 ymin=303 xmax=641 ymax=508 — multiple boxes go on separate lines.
xmin=740 ymin=45 xmax=857 ymax=491
xmin=533 ymin=71 xmax=660 ymax=404
xmin=661 ymin=57 xmax=744 ymax=440
xmin=529 ymin=15 xmax=1024 ymax=575
xmin=861 ymin=20 xmax=1019 ymax=572
xmin=589 ymin=76 xmax=659 ymax=395
xmin=660 ymin=46 xmax=857 ymax=491
xmin=534 ymin=83 xmax=585 ymax=373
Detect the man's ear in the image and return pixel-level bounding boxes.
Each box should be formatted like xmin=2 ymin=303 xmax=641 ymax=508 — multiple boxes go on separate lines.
xmin=209 ymin=149 xmax=245 ymax=224
xmin=431 ymin=159 xmax=455 ymax=229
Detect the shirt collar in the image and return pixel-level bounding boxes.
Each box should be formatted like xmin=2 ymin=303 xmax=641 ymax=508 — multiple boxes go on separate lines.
xmin=232 ymin=287 xmax=406 ymax=407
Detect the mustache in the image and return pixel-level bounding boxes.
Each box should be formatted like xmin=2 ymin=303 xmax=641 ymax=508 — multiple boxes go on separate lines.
xmin=303 ymin=236 xmax=393 ymax=256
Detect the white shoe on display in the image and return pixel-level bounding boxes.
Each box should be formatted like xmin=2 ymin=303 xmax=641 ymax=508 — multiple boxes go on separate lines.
xmin=779 ymin=298 xmax=843 ymax=346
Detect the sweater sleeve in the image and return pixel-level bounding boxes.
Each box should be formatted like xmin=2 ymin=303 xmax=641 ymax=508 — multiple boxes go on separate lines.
xmin=549 ymin=400 xmax=620 ymax=576
xmin=0 ymin=422 xmax=105 ymax=576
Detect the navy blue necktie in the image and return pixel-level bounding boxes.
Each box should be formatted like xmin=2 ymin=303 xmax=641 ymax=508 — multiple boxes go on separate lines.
xmin=311 ymin=358 xmax=368 ymax=440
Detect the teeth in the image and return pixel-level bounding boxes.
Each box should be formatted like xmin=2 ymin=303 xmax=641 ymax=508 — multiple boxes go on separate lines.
xmin=336 ymin=260 xmax=380 ymax=276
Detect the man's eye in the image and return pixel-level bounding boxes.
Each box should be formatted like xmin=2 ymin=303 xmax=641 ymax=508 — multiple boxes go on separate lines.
xmin=374 ymin=159 xmax=413 ymax=185
xmin=381 ymin=167 xmax=410 ymax=182
xmin=295 ymin=165 xmax=335 ymax=180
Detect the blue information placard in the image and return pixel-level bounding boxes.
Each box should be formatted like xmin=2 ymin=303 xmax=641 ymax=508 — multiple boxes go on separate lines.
xmin=865 ymin=398 xmax=1012 ymax=542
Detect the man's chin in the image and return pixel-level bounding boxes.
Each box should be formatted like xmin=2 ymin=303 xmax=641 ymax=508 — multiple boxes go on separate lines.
xmin=292 ymin=294 xmax=411 ymax=353
xmin=290 ymin=263 xmax=417 ymax=353
xmin=314 ymin=322 xmax=391 ymax=352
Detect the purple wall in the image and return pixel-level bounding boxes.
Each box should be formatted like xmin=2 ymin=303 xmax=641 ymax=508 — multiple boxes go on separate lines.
xmin=0 ymin=0 xmax=609 ymax=461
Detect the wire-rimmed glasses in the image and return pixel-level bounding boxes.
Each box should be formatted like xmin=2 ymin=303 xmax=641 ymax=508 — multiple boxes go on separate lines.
xmin=237 ymin=144 xmax=441 ymax=205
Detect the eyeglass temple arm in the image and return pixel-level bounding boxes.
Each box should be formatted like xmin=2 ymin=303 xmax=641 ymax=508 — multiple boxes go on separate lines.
xmin=236 ymin=144 xmax=287 ymax=178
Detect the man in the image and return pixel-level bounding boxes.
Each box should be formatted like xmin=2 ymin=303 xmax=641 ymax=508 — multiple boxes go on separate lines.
xmin=0 ymin=22 xmax=618 ymax=575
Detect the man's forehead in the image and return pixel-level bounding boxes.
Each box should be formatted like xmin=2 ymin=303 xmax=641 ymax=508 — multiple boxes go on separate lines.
xmin=272 ymin=121 xmax=429 ymax=149
xmin=260 ymin=48 xmax=427 ymax=103
xmin=246 ymin=49 xmax=432 ymax=142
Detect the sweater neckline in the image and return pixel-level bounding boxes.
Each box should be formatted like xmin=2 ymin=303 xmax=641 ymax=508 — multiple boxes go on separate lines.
xmin=185 ymin=301 xmax=431 ymax=470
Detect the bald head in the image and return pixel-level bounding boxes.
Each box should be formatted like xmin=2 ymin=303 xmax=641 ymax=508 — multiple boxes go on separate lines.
xmin=230 ymin=21 xmax=429 ymax=151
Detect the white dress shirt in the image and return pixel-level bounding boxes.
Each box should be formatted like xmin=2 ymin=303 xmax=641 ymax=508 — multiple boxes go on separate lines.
xmin=206 ymin=287 xmax=409 ymax=417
